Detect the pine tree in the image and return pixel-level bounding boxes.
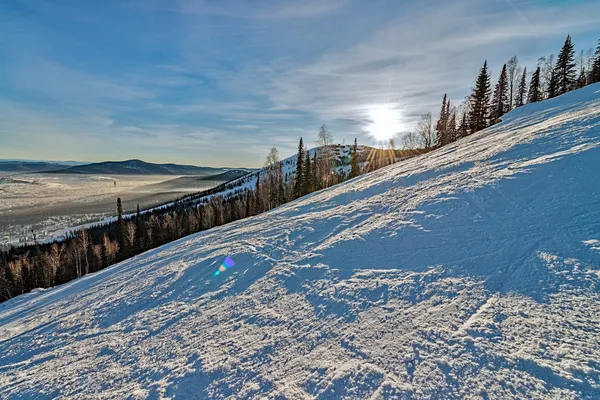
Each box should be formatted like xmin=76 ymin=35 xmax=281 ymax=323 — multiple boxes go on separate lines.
xmin=553 ymin=34 xmax=576 ymax=96
xmin=458 ymin=111 xmax=468 ymax=138
xmin=303 ymin=150 xmax=313 ymax=195
xmin=254 ymin=173 xmax=261 ymax=214
xmin=515 ymin=67 xmax=527 ymax=107
xmin=528 ymin=66 xmax=542 ymax=103
xmin=293 ymin=137 xmax=305 ymax=199
xmin=447 ymin=111 xmax=457 ymax=142
xmin=468 ymin=61 xmax=492 ymax=134
xmin=548 ymin=70 xmax=558 ymax=99
xmin=116 ymin=198 xmax=126 ymax=255
xmin=435 ymin=94 xmax=449 ymax=146
xmin=350 ymin=138 xmax=360 ymax=178
xmin=491 ymin=64 xmax=509 ymax=123
xmin=591 ymin=39 xmax=600 ymax=84
xmin=135 ymin=204 xmax=144 ymax=252
xmin=277 ymin=163 xmax=285 ymax=206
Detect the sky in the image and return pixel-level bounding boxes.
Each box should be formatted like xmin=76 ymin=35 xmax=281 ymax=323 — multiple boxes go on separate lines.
xmin=0 ymin=0 xmax=599 ymax=167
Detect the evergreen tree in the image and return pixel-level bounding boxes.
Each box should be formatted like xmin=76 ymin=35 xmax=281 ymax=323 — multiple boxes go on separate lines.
xmin=447 ymin=111 xmax=457 ymax=142
xmin=116 ymin=198 xmax=126 ymax=255
xmin=293 ymin=137 xmax=305 ymax=199
xmin=277 ymin=163 xmax=285 ymax=206
xmin=591 ymin=39 xmax=600 ymax=84
xmin=254 ymin=173 xmax=261 ymax=214
xmin=350 ymin=138 xmax=360 ymax=178
xmin=515 ymin=67 xmax=527 ymax=107
xmin=435 ymin=94 xmax=449 ymax=146
xmin=547 ymin=69 xmax=558 ymax=99
xmin=312 ymin=152 xmax=320 ymax=190
xmin=468 ymin=61 xmax=492 ymax=133
xmin=458 ymin=111 xmax=468 ymax=138
xmin=491 ymin=64 xmax=509 ymax=122
xmin=553 ymin=34 xmax=577 ymax=96
xmin=528 ymin=66 xmax=542 ymax=103
xmin=135 ymin=204 xmax=144 ymax=251
xmin=303 ymin=151 xmax=313 ymax=195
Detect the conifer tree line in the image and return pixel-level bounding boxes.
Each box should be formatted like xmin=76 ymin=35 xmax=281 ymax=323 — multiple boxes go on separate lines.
xmin=0 ymin=126 xmax=421 ymax=302
xmin=417 ymin=34 xmax=600 ymax=150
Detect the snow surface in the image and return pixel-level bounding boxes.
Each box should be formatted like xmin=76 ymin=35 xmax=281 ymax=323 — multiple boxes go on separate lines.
xmin=1 ymin=84 xmax=600 ymax=399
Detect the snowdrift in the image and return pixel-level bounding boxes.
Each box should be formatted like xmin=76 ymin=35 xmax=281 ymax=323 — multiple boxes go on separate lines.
xmin=1 ymin=84 xmax=600 ymax=399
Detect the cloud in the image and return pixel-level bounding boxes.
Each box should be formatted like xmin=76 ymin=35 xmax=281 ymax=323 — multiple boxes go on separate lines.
xmin=139 ymin=0 xmax=348 ymax=20
xmin=2 ymin=0 xmax=600 ymax=166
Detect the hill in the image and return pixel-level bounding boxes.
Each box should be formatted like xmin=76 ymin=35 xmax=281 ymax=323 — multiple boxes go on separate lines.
xmin=47 ymin=159 xmax=233 ymax=176
xmin=0 ymin=84 xmax=599 ymax=398
xmin=0 ymin=160 xmax=73 ymax=173
xmin=138 ymin=170 xmax=253 ymax=193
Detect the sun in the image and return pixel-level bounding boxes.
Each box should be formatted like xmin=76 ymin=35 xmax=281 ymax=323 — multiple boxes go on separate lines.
xmin=367 ymin=106 xmax=404 ymax=142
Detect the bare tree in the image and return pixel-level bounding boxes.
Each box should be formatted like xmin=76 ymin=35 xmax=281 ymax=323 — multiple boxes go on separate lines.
xmin=316 ymin=125 xmax=334 ymax=188
xmin=401 ymin=132 xmax=422 ymax=150
xmin=538 ymin=54 xmax=555 ymax=98
xmin=264 ymin=147 xmax=279 ymax=167
xmin=506 ymin=56 xmax=521 ymax=110
xmin=77 ymin=228 xmax=90 ymax=276
xmin=102 ymin=234 xmax=119 ymax=265
xmin=417 ymin=113 xmax=435 ymax=150
xmin=125 ymin=221 xmax=136 ymax=251
xmin=43 ymin=243 xmax=63 ymax=287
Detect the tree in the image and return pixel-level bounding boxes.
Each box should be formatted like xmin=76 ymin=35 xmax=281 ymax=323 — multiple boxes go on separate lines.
xmin=468 ymin=61 xmax=492 ymax=133
xmin=77 ymin=228 xmax=90 ymax=276
xmin=515 ymin=67 xmax=527 ymax=107
xmin=125 ymin=222 xmax=136 ymax=253
xmin=265 ymin=147 xmax=279 ymax=167
xmin=491 ymin=64 xmax=509 ymax=122
xmin=528 ymin=66 xmax=542 ymax=103
xmin=458 ymin=111 xmax=468 ymax=139
xmin=42 ymin=243 xmax=63 ymax=287
xmin=350 ymin=138 xmax=360 ymax=178
xmin=538 ymin=54 xmax=555 ymax=98
xmin=435 ymin=94 xmax=449 ymax=147
xmin=303 ymin=150 xmax=313 ymax=195
xmin=116 ymin=198 xmax=126 ymax=255
xmin=316 ymin=125 xmax=334 ymax=189
xmin=553 ymin=34 xmax=576 ymax=96
xmin=417 ymin=113 xmax=435 ymax=150
xmin=293 ymin=137 xmax=305 ymax=199
xmin=435 ymin=94 xmax=456 ymax=147
xmin=447 ymin=111 xmax=457 ymax=143
xmin=402 ymin=131 xmax=422 ymax=150
xmin=254 ymin=173 xmax=262 ymax=214
xmin=506 ymin=56 xmax=521 ymax=109
xmin=591 ymin=39 xmax=600 ymax=84
xmin=135 ymin=204 xmax=144 ymax=252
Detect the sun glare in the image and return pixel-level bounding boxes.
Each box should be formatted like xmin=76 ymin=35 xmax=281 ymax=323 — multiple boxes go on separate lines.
xmin=367 ymin=106 xmax=404 ymax=142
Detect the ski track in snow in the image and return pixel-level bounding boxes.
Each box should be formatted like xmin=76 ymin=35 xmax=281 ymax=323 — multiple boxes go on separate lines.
xmin=1 ymin=85 xmax=600 ymax=399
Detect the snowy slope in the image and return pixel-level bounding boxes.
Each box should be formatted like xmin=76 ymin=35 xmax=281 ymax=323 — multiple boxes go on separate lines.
xmin=1 ymin=84 xmax=600 ymax=399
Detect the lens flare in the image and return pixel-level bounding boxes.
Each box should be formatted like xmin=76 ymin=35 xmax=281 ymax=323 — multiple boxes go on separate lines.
xmin=213 ymin=256 xmax=236 ymax=277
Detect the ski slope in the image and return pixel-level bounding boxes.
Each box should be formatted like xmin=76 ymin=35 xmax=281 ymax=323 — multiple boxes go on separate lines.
xmin=1 ymin=84 xmax=600 ymax=399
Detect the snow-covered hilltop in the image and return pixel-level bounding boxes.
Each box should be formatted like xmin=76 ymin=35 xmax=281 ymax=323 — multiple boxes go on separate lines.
xmin=1 ymin=84 xmax=600 ymax=399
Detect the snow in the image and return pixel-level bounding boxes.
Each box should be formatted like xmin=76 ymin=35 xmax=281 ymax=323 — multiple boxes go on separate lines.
xmin=1 ymin=84 xmax=600 ymax=399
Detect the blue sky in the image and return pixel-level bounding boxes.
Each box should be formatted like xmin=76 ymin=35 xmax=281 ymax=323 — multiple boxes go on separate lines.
xmin=1 ymin=0 xmax=599 ymax=167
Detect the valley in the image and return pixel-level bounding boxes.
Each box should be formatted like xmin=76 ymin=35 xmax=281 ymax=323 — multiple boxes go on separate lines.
xmin=0 ymin=173 xmax=238 ymax=247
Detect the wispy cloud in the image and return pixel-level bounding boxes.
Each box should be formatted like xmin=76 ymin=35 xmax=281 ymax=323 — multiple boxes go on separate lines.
xmin=1 ymin=0 xmax=599 ymax=165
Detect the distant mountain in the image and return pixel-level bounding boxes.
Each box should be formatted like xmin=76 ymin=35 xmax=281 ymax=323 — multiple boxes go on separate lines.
xmin=0 ymin=161 xmax=72 ymax=173
xmin=47 ymin=159 xmax=234 ymax=176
